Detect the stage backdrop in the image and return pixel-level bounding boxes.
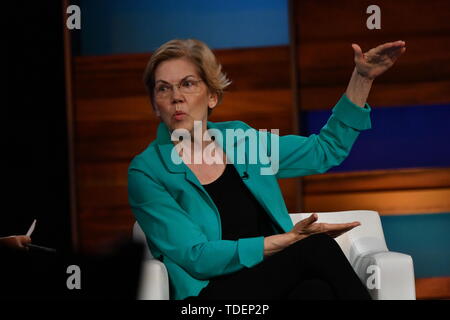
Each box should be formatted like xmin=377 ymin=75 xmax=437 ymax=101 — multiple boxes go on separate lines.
xmin=69 ymin=0 xmax=450 ymax=299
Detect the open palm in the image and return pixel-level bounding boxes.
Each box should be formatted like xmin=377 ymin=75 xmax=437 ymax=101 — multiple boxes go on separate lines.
xmin=352 ymin=40 xmax=406 ymax=80
xmin=291 ymin=213 xmax=360 ymax=239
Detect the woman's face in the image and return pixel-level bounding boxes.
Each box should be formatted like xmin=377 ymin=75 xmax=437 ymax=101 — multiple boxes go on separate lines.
xmin=153 ymin=58 xmax=218 ymax=134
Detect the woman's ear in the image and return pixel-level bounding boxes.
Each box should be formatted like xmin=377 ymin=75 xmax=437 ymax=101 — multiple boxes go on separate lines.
xmin=208 ymin=92 xmax=219 ymax=109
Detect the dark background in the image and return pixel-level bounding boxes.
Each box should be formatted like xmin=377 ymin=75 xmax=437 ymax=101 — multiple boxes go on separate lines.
xmin=4 ymin=0 xmax=72 ymax=299
xmin=6 ymin=2 xmax=72 ymax=251
xmin=5 ymin=0 xmax=449 ymax=300
xmin=4 ymin=1 xmax=142 ymax=299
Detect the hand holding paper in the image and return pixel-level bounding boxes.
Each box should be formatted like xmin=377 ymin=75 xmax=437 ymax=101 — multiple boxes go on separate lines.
xmin=26 ymin=219 xmax=36 ymax=237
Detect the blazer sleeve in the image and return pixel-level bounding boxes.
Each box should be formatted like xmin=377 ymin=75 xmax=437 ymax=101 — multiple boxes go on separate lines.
xmin=128 ymin=166 xmax=265 ymax=280
xmin=270 ymin=93 xmax=372 ymax=178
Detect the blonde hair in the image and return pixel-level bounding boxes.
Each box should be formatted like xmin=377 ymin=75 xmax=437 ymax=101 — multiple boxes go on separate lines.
xmin=143 ymin=39 xmax=232 ymax=114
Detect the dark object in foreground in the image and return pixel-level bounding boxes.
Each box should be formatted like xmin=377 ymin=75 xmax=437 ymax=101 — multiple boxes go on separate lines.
xmin=0 ymin=240 xmax=143 ymax=300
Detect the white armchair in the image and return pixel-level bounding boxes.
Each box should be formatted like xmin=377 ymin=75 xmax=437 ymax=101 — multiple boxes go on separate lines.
xmin=290 ymin=210 xmax=416 ymax=300
xmin=133 ymin=222 xmax=170 ymax=300
xmin=133 ymin=210 xmax=416 ymax=300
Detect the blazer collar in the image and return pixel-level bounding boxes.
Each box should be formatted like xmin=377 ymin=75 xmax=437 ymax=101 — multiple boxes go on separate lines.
xmin=155 ymin=121 xmax=248 ymax=178
xmin=155 ymin=121 xmax=287 ymax=233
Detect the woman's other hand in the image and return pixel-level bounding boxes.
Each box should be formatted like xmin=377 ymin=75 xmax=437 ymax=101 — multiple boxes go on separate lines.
xmin=352 ymin=40 xmax=406 ymax=80
xmin=263 ymin=213 xmax=361 ymax=257
xmin=290 ymin=213 xmax=360 ymax=240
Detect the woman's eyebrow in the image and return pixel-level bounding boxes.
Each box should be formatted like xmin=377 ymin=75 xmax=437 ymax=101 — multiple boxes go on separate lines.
xmin=155 ymin=75 xmax=196 ymax=84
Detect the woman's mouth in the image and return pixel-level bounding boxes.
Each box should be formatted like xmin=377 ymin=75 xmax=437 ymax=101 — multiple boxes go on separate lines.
xmin=173 ymin=111 xmax=186 ymax=121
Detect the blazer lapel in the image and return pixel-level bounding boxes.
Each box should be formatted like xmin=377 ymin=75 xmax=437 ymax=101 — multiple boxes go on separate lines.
xmin=155 ymin=122 xmax=201 ymax=182
xmin=208 ymin=122 xmax=287 ymax=233
xmin=155 ymin=121 xmax=288 ymax=233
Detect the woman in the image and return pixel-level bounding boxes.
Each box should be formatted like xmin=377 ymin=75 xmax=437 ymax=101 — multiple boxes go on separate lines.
xmin=128 ymin=38 xmax=406 ymax=300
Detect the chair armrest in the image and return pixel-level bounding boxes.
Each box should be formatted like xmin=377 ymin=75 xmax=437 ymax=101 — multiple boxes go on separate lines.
xmin=353 ymin=251 xmax=416 ymax=300
xmin=137 ymin=258 xmax=170 ymax=300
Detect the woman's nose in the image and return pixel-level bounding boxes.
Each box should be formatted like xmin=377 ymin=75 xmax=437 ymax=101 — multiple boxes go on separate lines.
xmin=171 ymin=95 xmax=184 ymax=105
xmin=171 ymin=85 xmax=184 ymax=101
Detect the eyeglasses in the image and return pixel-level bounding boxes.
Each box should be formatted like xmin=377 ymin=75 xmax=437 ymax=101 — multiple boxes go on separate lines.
xmin=154 ymin=78 xmax=204 ymax=99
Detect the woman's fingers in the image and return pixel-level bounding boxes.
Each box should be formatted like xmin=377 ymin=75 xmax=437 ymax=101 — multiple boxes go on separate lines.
xmin=311 ymin=221 xmax=360 ymax=234
xmin=292 ymin=213 xmax=318 ymax=235
xmin=382 ymin=45 xmax=404 ymax=58
xmin=16 ymin=235 xmax=32 ymax=248
xmin=296 ymin=213 xmax=317 ymax=228
xmin=324 ymin=223 xmax=360 ymax=238
xmin=390 ymin=46 xmax=407 ymax=61
xmin=294 ymin=218 xmax=361 ymax=238
xmin=352 ymin=43 xmax=364 ymax=61
xmin=377 ymin=40 xmax=406 ymax=52
xmin=374 ymin=41 xmax=406 ymax=60
xmin=304 ymin=213 xmax=318 ymax=225
xmin=328 ymin=224 xmax=357 ymax=234
xmin=331 ymin=222 xmax=360 ymax=230
xmin=365 ymin=40 xmax=406 ymax=61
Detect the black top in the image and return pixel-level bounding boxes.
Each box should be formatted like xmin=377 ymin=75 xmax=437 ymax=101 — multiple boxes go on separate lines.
xmin=202 ymin=164 xmax=276 ymax=240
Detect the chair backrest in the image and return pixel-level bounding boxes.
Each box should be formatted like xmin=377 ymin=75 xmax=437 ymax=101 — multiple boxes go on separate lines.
xmin=133 ymin=222 xmax=154 ymax=260
xmin=289 ymin=210 xmax=388 ymax=265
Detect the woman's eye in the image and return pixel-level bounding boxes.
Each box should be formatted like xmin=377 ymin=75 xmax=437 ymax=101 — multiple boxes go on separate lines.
xmin=157 ymin=86 xmax=169 ymax=92
xmin=182 ymin=81 xmax=193 ymax=87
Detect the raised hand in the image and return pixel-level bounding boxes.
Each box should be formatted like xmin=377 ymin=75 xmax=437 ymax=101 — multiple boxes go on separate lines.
xmin=352 ymin=40 xmax=406 ymax=80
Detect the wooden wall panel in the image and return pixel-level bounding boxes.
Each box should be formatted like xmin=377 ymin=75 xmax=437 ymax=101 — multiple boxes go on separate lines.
xmin=74 ymin=54 xmax=149 ymax=99
xmin=290 ymin=0 xmax=450 ymax=215
xmin=298 ymin=37 xmax=450 ymax=86
xmin=304 ymin=168 xmax=450 ymax=194
xmin=292 ymin=0 xmax=450 ymax=110
xmin=304 ymin=167 xmax=450 ymax=216
xmin=74 ymin=46 xmax=291 ymax=99
xmin=416 ymin=277 xmax=450 ymax=300
xmin=77 ymin=164 xmax=450 ymax=215
xmin=304 ymin=188 xmax=450 ymax=215
xmin=291 ymin=0 xmax=450 ymax=207
xmin=73 ymin=46 xmax=297 ymax=253
xmin=78 ymin=207 xmax=135 ymax=252
xmin=291 ymin=0 xmax=450 ymax=299
xmin=294 ymin=0 xmax=450 ymax=42
xmin=301 ymin=81 xmax=450 ymax=111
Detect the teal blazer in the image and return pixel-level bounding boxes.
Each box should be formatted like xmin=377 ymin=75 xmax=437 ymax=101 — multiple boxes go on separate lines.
xmin=128 ymin=93 xmax=371 ymax=300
